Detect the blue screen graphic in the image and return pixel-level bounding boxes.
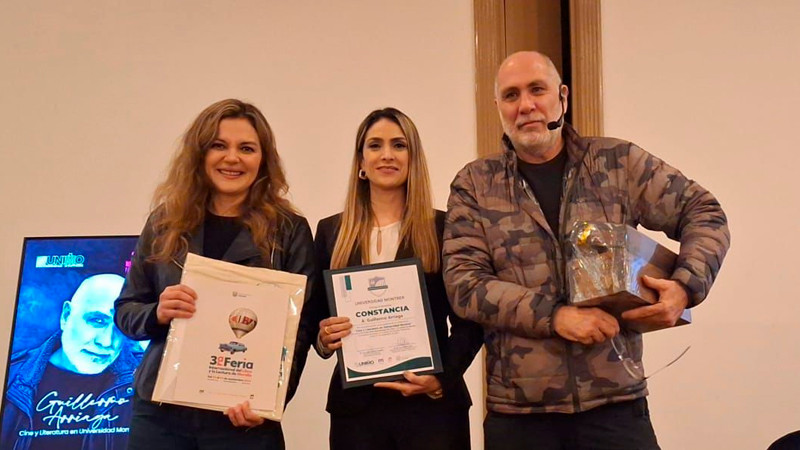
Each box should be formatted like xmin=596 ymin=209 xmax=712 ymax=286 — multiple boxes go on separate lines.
xmin=1 ymin=236 xmax=145 ymax=450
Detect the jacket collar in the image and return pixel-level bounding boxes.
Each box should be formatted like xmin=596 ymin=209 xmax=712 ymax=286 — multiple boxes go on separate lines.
xmin=500 ymin=123 xmax=589 ymax=239
xmin=9 ymin=333 xmax=61 ymax=410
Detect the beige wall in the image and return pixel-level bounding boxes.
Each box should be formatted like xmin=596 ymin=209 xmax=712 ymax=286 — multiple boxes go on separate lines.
xmin=7 ymin=1 xmax=790 ymax=448
xmin=0 ymin=1 xmax=483 ymax=449
xmin=602 ymin=1 xmax=800 ymax=448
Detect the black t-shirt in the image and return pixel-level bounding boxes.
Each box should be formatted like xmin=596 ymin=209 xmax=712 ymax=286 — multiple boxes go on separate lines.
xmin=29 ymin=363 xmax=120 ymax=449
xmin=203 ymin=212 xmax=243 ymax=260
xmin=517 ymin=149 xmax=568 ymax=237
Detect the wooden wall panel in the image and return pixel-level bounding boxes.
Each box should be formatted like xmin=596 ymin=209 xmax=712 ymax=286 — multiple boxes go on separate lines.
xmin=569 ymin=0 xmax=604 ymax=136
xmin=505 ymin=1 xmax=563 ymax=73
xmin=473 ymin=0 xmax=604 ymax=158
xmin=474 ymin=0 xmax=506 ymax=157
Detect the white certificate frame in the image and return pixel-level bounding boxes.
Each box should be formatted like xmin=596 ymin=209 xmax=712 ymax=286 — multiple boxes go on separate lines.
xmin=323 ymin=258 xmax=442 ymax=388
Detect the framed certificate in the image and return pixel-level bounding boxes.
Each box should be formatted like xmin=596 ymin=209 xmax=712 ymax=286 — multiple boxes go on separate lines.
xmin=324 ymin=258 xmax=442 ymax=388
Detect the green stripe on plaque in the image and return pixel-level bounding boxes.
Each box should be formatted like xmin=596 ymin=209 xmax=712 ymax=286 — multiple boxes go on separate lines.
xmin=345 ymin=275 xmax=352 ymax=290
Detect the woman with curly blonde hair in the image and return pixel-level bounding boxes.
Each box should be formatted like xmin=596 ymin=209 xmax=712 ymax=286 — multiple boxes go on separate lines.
xmin=115 ymin=99 xmax=315 ymax=450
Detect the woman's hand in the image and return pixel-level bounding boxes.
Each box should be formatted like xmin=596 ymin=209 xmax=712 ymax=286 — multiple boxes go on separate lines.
xmin=156 ymin=284 xmax=197 ymax=325
xmin=319 ymin=316 xmax=353 ymax=351
xmin=225 ymin=401 xmax=265 ymax=428
xmin=374 ymin=371 xmax=443 ymax=398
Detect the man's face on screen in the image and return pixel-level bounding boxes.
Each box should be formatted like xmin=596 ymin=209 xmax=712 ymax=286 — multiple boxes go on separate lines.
xmin=59 ymin=274 xmax=124 ymax=375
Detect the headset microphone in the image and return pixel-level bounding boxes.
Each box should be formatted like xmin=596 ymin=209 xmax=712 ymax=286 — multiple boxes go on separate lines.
xmin=546 ymin=86 xmax=566 ymax=131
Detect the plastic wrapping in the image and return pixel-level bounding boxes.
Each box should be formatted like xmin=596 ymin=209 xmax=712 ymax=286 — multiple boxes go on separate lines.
xmin=152 ymin=253 xmax=306 ymax=421
xmin=566 ymin=222 xmax=690 ymax=332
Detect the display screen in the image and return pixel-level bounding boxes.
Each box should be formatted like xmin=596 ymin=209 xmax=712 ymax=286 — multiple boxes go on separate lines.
xmin=0 ymin=236 xmax=145 ymax=450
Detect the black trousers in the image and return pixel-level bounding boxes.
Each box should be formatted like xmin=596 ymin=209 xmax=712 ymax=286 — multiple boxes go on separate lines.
xmin=127 ymin=397 xmax=284 ymax=450
xmin=329 ymin=404 xmax=471 ymax=450
xmin=484 ymin=398 xmax=660 ymax=450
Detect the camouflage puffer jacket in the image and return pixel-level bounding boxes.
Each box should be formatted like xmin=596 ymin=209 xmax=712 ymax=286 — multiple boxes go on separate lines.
xmin=443 ymin=124 xmax=729 ymax=414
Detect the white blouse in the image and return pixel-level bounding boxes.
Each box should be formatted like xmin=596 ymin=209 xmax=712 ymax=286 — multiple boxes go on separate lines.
xmin=368 ymin=221 xmax=401 ymax=264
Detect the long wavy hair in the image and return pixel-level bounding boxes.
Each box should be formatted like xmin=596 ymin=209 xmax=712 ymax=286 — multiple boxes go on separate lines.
xmin=148 ymin=99 xmax=295 ymax=262
xmin=330 ymin=107 xmax=439 ymax=272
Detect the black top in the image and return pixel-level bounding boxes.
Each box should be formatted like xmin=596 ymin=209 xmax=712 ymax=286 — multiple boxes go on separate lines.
xmin=517 ymin=148 xmax=568 ymax=236
xmin=306 ymin=211 xmax=484 ymax=416
xmin=203 ymin=212 xmax=243 ymax=260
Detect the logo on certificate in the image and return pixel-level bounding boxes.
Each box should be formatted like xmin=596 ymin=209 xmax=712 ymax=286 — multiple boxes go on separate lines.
xmin=367 ymin=276 xmax=388 ymax=297
xmin=228 ymin=308 xmax=258 ymax=338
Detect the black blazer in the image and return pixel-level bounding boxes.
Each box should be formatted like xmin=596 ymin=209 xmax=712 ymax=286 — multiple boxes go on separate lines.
xmin=308 ymin=210 xmax=483 ymax=416
xmin=114 ymin=211 xmax=318 ymax=404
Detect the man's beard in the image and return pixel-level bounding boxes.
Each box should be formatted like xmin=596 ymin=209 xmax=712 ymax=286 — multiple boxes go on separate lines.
xmin=506 ymin=126 xmax=558 ymax=154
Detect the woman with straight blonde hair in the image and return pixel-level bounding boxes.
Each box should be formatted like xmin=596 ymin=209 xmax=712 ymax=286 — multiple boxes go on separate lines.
xmin=115 ymin=99 xmax=316 ymax=450
xmin=308 ymin=107 xmax=483 ymax=449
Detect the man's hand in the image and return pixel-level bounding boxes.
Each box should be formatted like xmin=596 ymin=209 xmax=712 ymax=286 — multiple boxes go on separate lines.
xmin=553 ymin=305 xmax=619 ymax=345
xmin=374 ymin=371 xmax=443 ymax=397
xmin=621 ymin=275 xmax=689 ymax=329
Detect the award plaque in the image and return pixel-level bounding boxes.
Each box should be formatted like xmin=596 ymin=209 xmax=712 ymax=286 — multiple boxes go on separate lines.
xmin=567 ymin=222 xmax=691 ymax=333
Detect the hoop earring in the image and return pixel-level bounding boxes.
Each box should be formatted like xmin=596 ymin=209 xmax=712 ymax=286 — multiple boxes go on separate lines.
xmin=358 ymin=169 xmax=367 ymax=180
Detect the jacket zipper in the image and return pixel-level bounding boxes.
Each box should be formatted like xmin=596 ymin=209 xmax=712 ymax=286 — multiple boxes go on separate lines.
xmin=511 ymin=138 xmax=588 ymax=413
xmin=558 ymin=147 xmax=592 ymax=413
xmin=518 ymin=167 xmax=581 ymax=413
xmin=559 ymin=161 xmax=581 ymax=413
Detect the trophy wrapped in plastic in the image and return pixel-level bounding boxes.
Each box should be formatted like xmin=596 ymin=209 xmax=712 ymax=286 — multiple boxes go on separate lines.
xmin=566 ymin=222 xmax=691 ymax=333
xmin=152 ymin=253 xmax=307 ymax=421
